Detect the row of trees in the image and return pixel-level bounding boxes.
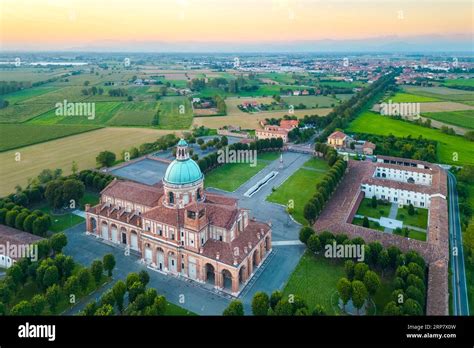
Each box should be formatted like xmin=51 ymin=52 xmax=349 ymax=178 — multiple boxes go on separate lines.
xmin=299 ymin=227 xmax=427 ymax=315
xmin=0 ymin=201 xmax=51 ymax=236
xmin=303 ymin=150 xmax=347 ymax=225
xmin=222 ymin=290 xmax=326 ymax=316
xmin=44 ymin=178 xmax=85 ymax=211
xmin=80 ymin=270 xmax=170 ymax=316
xmin=77 ymin=169 xmax=115 ymax=192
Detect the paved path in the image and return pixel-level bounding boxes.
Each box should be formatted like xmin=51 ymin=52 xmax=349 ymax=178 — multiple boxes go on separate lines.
xmin=447 ymin=171 xmax=470 ymax=315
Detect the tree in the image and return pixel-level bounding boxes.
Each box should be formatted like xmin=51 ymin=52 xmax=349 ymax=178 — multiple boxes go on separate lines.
xmin=351 ymin=280 xmax=368 ymax=315
xmin=5 ymin=210 xmax=19 ymax=227
xmin=94 ymin=304 xmax=114 ymax=316
xmin=96 ymin=151 xmax=116 ymax=168
xmin=379 ymin=249 xmax=390 ymax=276
xmin=273 ymin=300 xmax=293 ymax=316
xmin=299 ymin=226 xmax=314 ymax=244
xmin=7 ymin=264 xmax=24 ymax=288
xmin=344 ymin=260 xmax=355 ymax=280
xmin=354 ymin=262 xmax=369 ymax=281
xmin=126 ymin=273 xmax=140 ymax=290
xmin=138 ymin=270 xmax=150 ymax=286
xmin=45 ymin=284 xmax=62 ymax=312
xmin=408 ymin=204 xmax=415 ymax=216
xmin=383 ymin=301 xmax=402 ymax=315
xmin=31 ymin=294 xmax=47 ymax=315
xmin=406 ymin=286 xmax=424 ymax=307
xmin=43 ymin=266 xmax=59 ymax=288
xmin=90 ymin=260 xmax=104 ymax=285
xmin=223 ymin=300 xmax=244 ymax=316
xmin=32 ymin=216 xmax=50 ymax=236
xmin=103 ymin=254 xmax=116 ymax=277
xmin=112 ymin=280 xmax=127 ymax=313
xmin=362 ymin=216 xmax=370 ymax=228
xmin=270 ymin=290 xmax=282 ymax=309
xmin=64 ymin=275 xmax=80 ymax=296
xmin=371 ymin=196 xmax=377 ymax=208
xmin=402 ymin=298 xmax=423 ymax=315
xmin=128 ymin=281 xmax=145 ymax=303
xmin=71 ymin=161 xmax=79 ymax=175
xmin=337 ymin=278 xmax=352 ymax=312
xmin=312 ymin=304 xmax=327 ymax=316
xmin=363 ymin=271 xmax=381 ymax=299
xmin=50 ymin=233 xmax=67 ymax=254
xmin=252 ymin=292 xmax=270 ymax=316
xmin=10 ymin=300 xmax=33 ymax=315
xmin=303 ymin=203 xmax=317 ymax=225
xmin=77 ymin=268 xmax=92 ymax=292
xmin=307 ymin=234 xmax=321 ymax=253
xmin=62 ymin=179 xmax=85 ymax=208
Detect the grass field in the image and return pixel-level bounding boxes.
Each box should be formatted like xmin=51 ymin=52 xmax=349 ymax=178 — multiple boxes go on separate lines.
xmin=385 ymin=92 xmax=441 ymax=103
xmin=393 ymin=228 xmax=427 ymax=241
xmin=0 ymin=124 xmax=102 ymax=152
xmin=396 ymin=206 xmax=429 ymax=229
xmin=302 ymin=157 xmax=331 ymax=171
xmin=403 ymin=86 xmax=474 ymax=104
xmin=267 ymin=159 xmax=329 ymax=224
xmin=355 ymin=199 xmax=390 ymax=219
xmin=422 ymin=110 xmax=474 ymax=129
xmin=204 ymin=152 xmax=278 ymax=192
xmin=352 ymin=217 xmax=384 ymax=231
xmin=0 ymin=127 xmax=179 ymax=196
xmin=282 ymin=252 xmax=345 ymax=314
xmin=156 ymin=96 xmax=193 ymax=129
xmin=346 ymin=111 xmax=474 ymax=166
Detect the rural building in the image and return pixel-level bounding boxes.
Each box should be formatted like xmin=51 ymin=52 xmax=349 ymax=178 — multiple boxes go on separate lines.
xmin=0 ymin=225 xmax=44 ymax=269
xmin=327 ymin=131 xmax=348 ymax=148
xmin=86 ymin=140 xmax=272 ymax=295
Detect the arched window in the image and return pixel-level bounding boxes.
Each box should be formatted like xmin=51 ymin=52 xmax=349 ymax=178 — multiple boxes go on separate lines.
xmin=169 ymin=191 xmax=174 ymax=204
xmin=196 ymin=188 xmax=201 ymax=200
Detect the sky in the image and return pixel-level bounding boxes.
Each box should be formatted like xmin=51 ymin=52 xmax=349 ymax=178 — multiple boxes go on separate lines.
xmin=0 ymin=0 xmax=472 ymax=51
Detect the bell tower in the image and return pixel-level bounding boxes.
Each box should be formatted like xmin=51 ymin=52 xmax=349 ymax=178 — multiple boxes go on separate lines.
xmin=176 ymin=139 xmax=189 ymax=161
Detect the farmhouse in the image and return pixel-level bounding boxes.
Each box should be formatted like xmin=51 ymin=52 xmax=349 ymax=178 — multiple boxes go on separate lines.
xmin=255 ymin=119 xmax=299 ymax=143
xmin=327 ymin=131 xmax=348 ymax=148
xmin=85 ymin=139 xmax=272 ymax=295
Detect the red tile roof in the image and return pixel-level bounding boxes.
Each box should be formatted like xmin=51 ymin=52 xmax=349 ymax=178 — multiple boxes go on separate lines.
xmin=101 ymin=179 xmax=163 ymax=207
xmin=328 ymin=131 xmax=347 ymax=139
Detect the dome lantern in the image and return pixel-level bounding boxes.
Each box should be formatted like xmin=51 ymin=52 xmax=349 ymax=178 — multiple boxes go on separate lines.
xmin=176 ymin=139 xmax=189 ymax=161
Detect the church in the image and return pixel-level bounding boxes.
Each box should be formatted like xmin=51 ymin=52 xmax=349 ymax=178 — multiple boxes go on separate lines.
xmin=85 ymin=139 xmax=272 ymax=295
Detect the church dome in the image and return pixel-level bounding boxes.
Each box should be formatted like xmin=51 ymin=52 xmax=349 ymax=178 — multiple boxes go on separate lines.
xmin=163 ymin=139 xmax=203 ymax=185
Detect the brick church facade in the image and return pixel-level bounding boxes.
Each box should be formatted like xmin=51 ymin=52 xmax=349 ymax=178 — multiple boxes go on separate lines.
xmin=85 ymin=139 xmax=272 ymax=295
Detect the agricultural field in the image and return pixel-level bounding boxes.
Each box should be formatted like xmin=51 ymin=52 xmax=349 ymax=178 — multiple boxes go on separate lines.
xmin=403 ymin=85 xmax=474 ymax=104
xmin=422 ymin=110 xmax=474 ymax=129
xmin=346 ymin=111 xmax=474 ymax=166
xmin=282 ymin=95 xmax=340 ymax=108
xmin=267 ymin=158 xmax=329 ymax=224
xmin=384 ymin=92 xmax=441 ymax=103
xmin=442 ymin=78 xmax=474 ymax=88
xmin=28 ymin=101 xmax=123 ymax=125
xmin=0 ymin=68 xmax=70 ymax=82
xmin=0 ymin=124 xmax=101 ymax=152
xmin=155 ymin=96 xmax=193 ymax=129
xmin=1 ymin=86 xmax=59 ymax=104
xmin=108 ymin=102 xmax=158 ymax=126
xmin=0 ymin=127 xmax=178 ymax=196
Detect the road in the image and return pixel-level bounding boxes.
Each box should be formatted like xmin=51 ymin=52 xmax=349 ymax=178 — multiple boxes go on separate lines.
xmin=447 ymin=171 xmax=470 ymax=315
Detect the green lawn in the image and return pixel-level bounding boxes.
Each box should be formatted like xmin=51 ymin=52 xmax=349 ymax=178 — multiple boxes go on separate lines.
xmin=396 ymin=206 xmax=429 ymax=229
xmin=2 ymin=86 xmax=60 ymax=104
xmin=267 ymin=166 xmax=328 ymax=225
xmin=36 ymin=191 xmax=99 ymax=233
xmin=302 ymin=157 xmax=331 ymax=171
xmin=443 ymin=78 xmax=474 ymax=88
xmin=0 ymin=124 xmax=102 ymax=152
xmin=283 ymin=252 xmax=345 ymax=314
xmin=355 ymin=199 xmax=390 ymax=219
xmin=346 ymin=111 xmax=474 ymax=166
xmin=351 ymin=217 xmax=385 ymax=231
xmin=204 ymin=151 xmax=279 ymax=192
xmin=107 ymin=102 xmax=158 ymax=126
xmin=384 ymin=92 xmax=440 ymax=103
xmin=165 ymin=302 xmax=196 ymax=316
xmin=393 ymin=228 xmax=427 ymax=242
xmin=422 ymin=110 xmax=474 ymax=130
xmin=282 ymin=95 xmax=338 ymax=108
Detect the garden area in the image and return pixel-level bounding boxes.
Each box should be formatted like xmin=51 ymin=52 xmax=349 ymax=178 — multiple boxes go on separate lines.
xmin=396 ymin=205 xmax=429 ymax=229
